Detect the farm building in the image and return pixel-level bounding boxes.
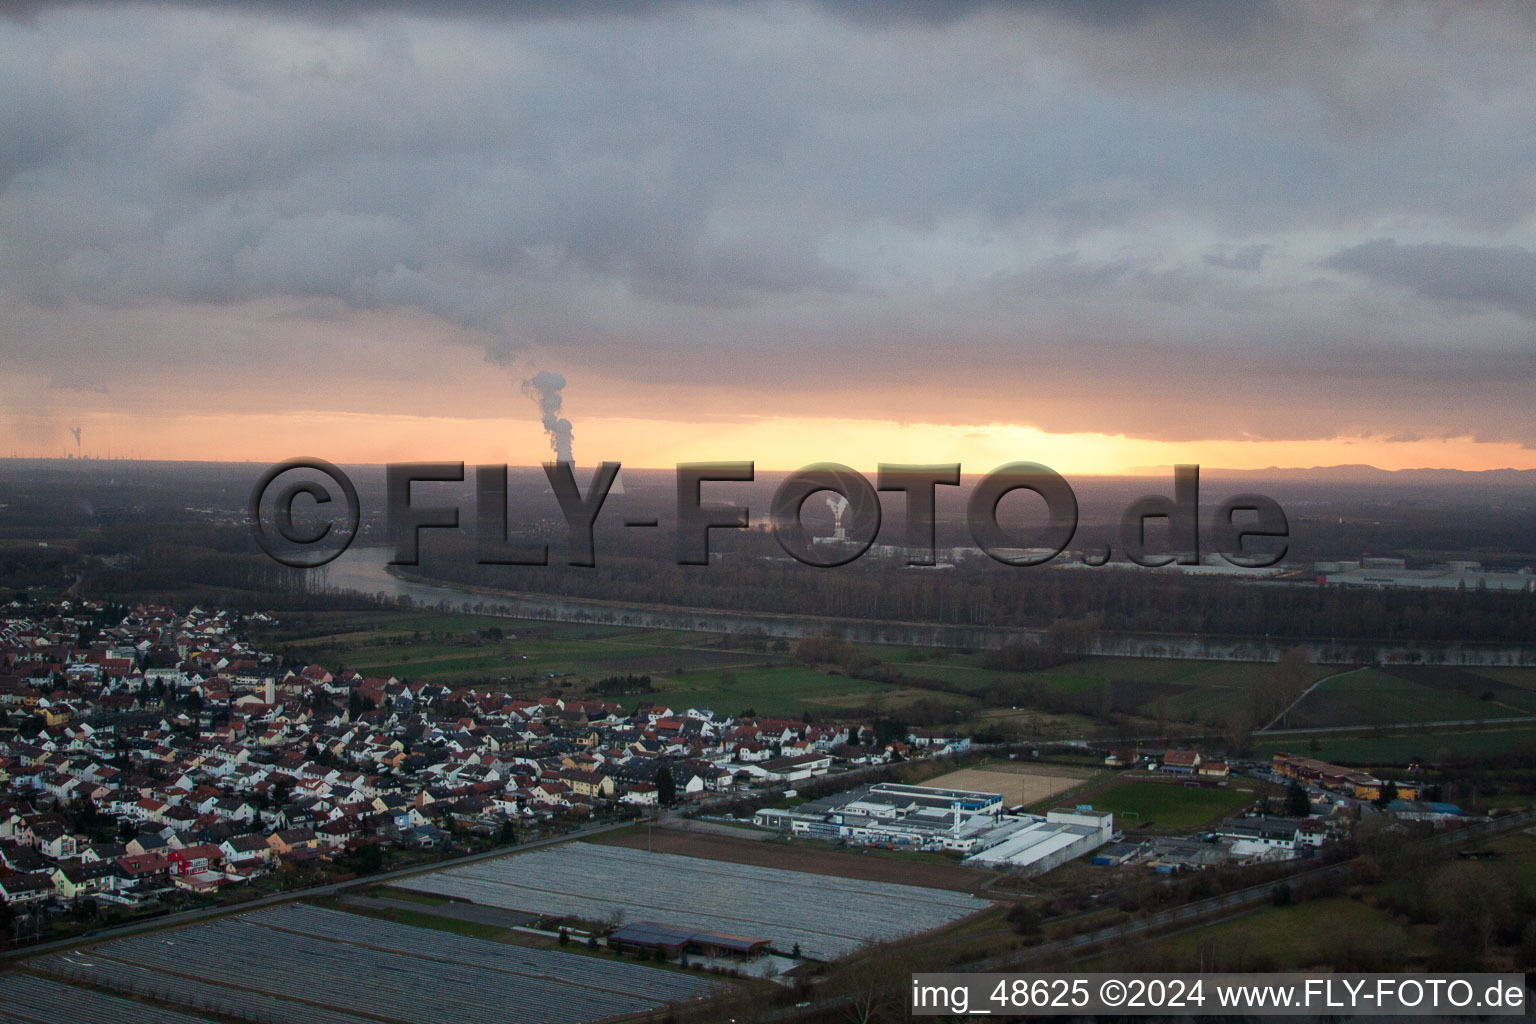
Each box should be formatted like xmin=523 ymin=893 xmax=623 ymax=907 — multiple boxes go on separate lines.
xmin=608 ymin=921 xmax=771 ymax=961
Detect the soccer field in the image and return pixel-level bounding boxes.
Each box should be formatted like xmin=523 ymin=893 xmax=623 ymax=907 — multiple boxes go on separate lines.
xmin=1083 ymin=778 xmax=1260 ymax=830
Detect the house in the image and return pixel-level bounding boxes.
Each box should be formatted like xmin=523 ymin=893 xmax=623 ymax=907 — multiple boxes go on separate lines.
xmin=0 ymin=872 xmax=55 ymax=906
xmin=1160 ymin=749 xmax=1202 ymax=773
xmin=266 ymin=828 xmax=319 ymax=856
xmin=316 ymin=818 xmax=359 ymax=848
xmin=555 ymin=768 xmax=614 ymax=800
xmin=29 ymin=821 xmax=78 ymax=860
xmin=219 ymin=834 xmax=272 ymax=865
xmin=172 ymin=843 xmax=224 ymax=873
xmin=114 ymin=851 xmax=176 ymax=885
xmin=906 ymin=728 xmax=971 ymax=752
xmin=51 ymin=859 xmax=117 ymax=899
xmin=619 ymin=782 xmax=659 ymax=806
xmin=126 ymin=833 xmax=171 ymax=857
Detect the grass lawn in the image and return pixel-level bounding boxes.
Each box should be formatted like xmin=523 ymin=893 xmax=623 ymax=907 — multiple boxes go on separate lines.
xmin=1081 ymin=778 xmax=1261 ymax=831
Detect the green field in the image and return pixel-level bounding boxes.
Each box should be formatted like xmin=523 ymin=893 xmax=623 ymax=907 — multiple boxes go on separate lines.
xmin=1254 ymin=725 xmax=1536 ymax=765
xmin=1082 ymin=778 xmax=1262 ymax=831
xmin=882 ymin=654 xmax=1333 ymax=727
xmin=1462 ymin=666 xmax=1536 ymax=691
xmin=255 ymin=609 xmax=1536 ymax=737
xmin=253 ymin=610 xmax=979 ymax=717
xmin=649 ymin=664 xmax=981 ymax=718
xmin=1284 ymin=667 xmax=1536 ymax=729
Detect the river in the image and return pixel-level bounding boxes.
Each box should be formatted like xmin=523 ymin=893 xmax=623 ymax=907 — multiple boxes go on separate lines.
xmin=314 ymin=547 xmax=1536 ymax=666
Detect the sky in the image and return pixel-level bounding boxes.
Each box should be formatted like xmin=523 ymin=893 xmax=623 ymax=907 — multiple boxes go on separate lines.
xmin=2 ymin=0 xmax=1536 ymax=473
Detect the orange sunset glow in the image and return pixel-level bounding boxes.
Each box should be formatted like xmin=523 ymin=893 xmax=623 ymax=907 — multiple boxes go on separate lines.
xmin=18 ymin=409 xmax=1536 ymax=475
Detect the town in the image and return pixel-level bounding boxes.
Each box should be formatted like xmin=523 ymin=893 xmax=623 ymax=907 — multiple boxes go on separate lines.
xmin=0 ymin=598 xmax=893 ymax=931
xmin=2 ymin=594 xmax=1525 ymax=971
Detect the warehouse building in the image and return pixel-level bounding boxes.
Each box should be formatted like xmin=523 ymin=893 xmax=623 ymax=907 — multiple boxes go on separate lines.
xmin=1323 ymin=564 xmax=1533 ymax=591
xmin=754 ymin=783 xmax=1111 ymax=871
xmin=754 ymin=782 xmax=1007 ymax=851
xmin=962 ymin=808 xmax=1114 ymax=873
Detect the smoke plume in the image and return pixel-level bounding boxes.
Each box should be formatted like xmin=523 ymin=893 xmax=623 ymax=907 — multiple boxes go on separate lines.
xmin=522 ymin=370 xmax=574 ymax=462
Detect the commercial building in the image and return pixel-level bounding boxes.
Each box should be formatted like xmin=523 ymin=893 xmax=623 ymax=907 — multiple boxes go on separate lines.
xmin=755 ymin=782 xmax=1007 ymax=851
xmin=754 ymin=783 xmax=1113 ymax=872
xmin=961 ymin=808 xmax=1114 ymax=873
xmin=1323 ymin=564 xmax=1533 ymax=592
xmin=1271 ymin=752 xmax=1418 ymax=801
xmin=1209 ymin=815 xmax=1327 ymax=861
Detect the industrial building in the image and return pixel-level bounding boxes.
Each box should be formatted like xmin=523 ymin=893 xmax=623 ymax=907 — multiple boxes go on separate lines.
xmin=756 ymin=783 xmax=1113 ymax=874
xmin=1320 ymin=561 xmax=1533 ymax=592
xmin=754 ymin=782 xmax=1005 ymax=847
xmin=755 ymin=782 xmax=1008 ymax=851
xmin=961 ymin=808 xmax=1114 ymax=873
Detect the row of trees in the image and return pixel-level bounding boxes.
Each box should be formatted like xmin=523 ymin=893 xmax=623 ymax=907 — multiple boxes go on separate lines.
xmin=414 ymin=538 xmax=1536 ymax=645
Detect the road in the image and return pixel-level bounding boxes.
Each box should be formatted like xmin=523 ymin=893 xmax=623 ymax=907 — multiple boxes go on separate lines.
xmin=1051 ymin=713 xmax=1536 ymax=750
xmin=7 ymin=816 xmax=637 ymax=961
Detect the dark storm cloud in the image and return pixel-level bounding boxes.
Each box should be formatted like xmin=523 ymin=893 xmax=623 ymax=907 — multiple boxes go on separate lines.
xmin=3 ymin=0 xmax=1536 ymax=449
xmin=0 ymin=0 xmax=1273 ymax=28
xmin=1323 ymin=240 xmax=1536 ymax=322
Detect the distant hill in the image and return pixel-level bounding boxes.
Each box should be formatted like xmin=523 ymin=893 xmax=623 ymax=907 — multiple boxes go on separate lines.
xmin=1127 ymin=464 xmax=1536 ymax=488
